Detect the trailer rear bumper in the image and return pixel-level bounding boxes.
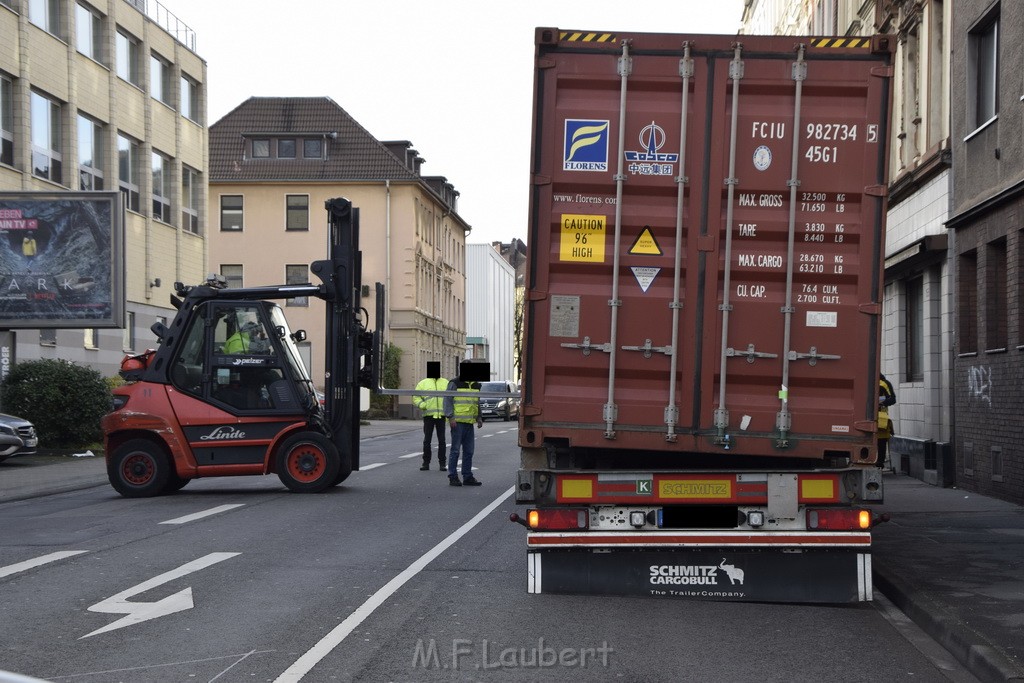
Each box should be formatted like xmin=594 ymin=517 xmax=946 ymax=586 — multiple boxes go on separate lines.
xmin=527 ymin=533 xmax=872 ymax=603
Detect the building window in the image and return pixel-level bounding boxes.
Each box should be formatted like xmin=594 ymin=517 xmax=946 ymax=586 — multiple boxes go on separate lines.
xmin=77 ymin=114 xmax=103 ymax=191
xmin=84 ymin=328 xmax=98 ymax=349
xmin=39 ymin=328 xmax=56 ymax=346
xmin=968 ymin=13 xmax=998 ymax=131
xmin=150 ymin=53 xmax=172 ymax=105
xmin=116 ymin=29 xmax=141 ymax=86
xmin=958 ymin=250 xmax=978 ymax=354
xmin=118 ymin=133 xmax=140 ymax=212
xmin=151 ymin=151 xmax=171 ymax=224
xmin=286 ymin=265 xmax=309 ymax=306
xmin=985 ymin=238 xmax=1007 ymax=351
xmin=181 ymin=75 xmax=199 ymax=121
xmin=29 ymin=0 xmax=60 ymax=35
xmin=1 ymin=74 xmax=12 ymax=167
xmin=303 ymin=139 xmax=322 ymax=159
xmin=220 ymin=195 xmax=243 ymax=231
xmin=221 ymin=264 xmax=243 ymax=289
xmin=905 ymin=276 xmax=924 ymax=381
xmin=76 ymin=3 xmax=103 ymax=63
xmin=286 ymin=195 xmax=309 ymax=230
xmin=122 ymin=311 xmax=134 ymax=352
xmin=182 ymin=166 xmax=199 ymax=234
xmin=278 ymin=139 xmax=296 ymax=158
xmin=252 ymin=139 xmax=270 ymax=158
xmin=31 ymin=91 xmax=62 ymax=184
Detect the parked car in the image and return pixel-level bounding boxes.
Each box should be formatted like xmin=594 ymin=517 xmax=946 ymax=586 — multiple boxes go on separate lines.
xmin=0 ymin=413 xmax=38 ymax=463
xmin=479 ymin=381 xmax=520 ymax=421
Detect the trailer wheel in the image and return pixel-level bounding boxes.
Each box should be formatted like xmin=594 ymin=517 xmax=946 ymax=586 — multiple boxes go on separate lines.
xmin=276 ymin=432 xmax=340 ymax=493
xmin=109 ymin=439 xmax=171 ymax=498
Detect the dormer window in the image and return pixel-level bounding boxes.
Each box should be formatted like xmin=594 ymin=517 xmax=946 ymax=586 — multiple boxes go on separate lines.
xmin=303 ymin=139 xmax=322 ymax=159
xmin=278 ymin=139 xmax=296 ymax=158
xmin=252 ymin=139 xmax=270 ymax=158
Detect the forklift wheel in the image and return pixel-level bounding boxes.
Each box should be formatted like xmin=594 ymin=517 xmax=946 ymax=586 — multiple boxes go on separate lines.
xmin=276 ymin=432 xmax=341 ymax=493
xmin=109 ymin=439 xmax=172 ymax=498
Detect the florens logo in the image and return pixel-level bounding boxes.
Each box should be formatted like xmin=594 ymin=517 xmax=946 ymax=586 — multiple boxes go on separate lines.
xmin=563 ymin=120 xmax=610 ymax=172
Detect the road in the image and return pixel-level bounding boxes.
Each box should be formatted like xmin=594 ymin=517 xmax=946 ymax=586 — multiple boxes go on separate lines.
xmin=1 ymin=422 xmax=977 ymax=682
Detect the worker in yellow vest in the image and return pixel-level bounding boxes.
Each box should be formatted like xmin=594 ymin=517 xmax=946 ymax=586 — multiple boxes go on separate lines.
xmin=877 ymin=373 xmax=897 ymax=469
xmin=444 ymin=362 xmax=483 ymax=486
xmin=414 ymin=361 xmax=448 ymax=471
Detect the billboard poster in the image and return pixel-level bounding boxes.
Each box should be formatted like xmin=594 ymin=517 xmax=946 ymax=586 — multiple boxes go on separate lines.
xmin=0 ymin=192 xmax=125 ymax=328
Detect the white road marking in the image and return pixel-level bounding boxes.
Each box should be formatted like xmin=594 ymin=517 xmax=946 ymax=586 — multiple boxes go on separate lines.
xmin=360 ymin=463 xmax=387 ymax=470
xmin=276 ymin=486 xmax=516 ymax=682
xmin=0 ymin=551 xmax=88 ymax=579
xmin=159 ymin=504 xmax=245 ymax=525
xmin=398 ymin=452 xmax=421 ymax=459
xmin=83 ymin=552 xmax=240 ymax=638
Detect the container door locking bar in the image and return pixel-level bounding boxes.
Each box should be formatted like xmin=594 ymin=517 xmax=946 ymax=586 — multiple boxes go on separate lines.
xmin=561 ymin=336 xmax=613 ymax=356
xmin=622 ymin=339 xmax=674 ymax=359
xmin=725 ymin=343 xmax=779 ymax=364
xmin=787 ymin=346 xmax=841 ymax=366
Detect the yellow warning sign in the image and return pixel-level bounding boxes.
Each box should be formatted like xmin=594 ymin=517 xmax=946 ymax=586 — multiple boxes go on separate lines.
xmin=559 ymin=214 xmax=606 ymax=262
xmin=629 ymin=226 xmax=662 ymax=255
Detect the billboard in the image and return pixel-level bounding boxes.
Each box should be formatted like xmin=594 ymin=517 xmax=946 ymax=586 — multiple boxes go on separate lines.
xmin=0 ymin=192 xmax=125 ymax=328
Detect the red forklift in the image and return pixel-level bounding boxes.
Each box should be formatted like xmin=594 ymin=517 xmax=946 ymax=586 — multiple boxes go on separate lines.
xmin=101 ymin=198 xmax=381 ymax=497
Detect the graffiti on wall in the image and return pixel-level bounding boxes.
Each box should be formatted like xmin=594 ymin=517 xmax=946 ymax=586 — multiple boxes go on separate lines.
xmin=967 ymin=365 xmax=993 ymax=407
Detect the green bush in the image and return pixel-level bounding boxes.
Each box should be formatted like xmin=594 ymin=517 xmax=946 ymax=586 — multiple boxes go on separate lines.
xmin=1 ymin=358 xmax=112 ymax=448
xmin=370 ymin=342 xmax=402 ymax=417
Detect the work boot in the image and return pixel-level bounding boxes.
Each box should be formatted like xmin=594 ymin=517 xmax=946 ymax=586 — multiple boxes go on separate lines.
xmin=449 ymin=476 xmax=462 ymax=487
xmin=438 ymin=458 xmax=446 ymax=470
xmin=462 ymin=477 xmax=482 ymax=486
xmin=420 ymin=461 xmax=430 ymax=471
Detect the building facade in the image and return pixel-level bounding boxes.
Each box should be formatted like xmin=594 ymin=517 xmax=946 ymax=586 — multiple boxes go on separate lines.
xmin=948 ymin=0 xmax=1024 ymax=504
xmin=207 ymin=97 xmax=469 ymax=419
xmin=465 ymin=243 xmax=515 ymax=382
xmin=0 ymin=0 xmax=207 ymax=376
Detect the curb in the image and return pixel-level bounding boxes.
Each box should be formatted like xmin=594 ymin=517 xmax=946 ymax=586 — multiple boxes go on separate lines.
xmin=875 ymin=569 xmax=1024 ymax=682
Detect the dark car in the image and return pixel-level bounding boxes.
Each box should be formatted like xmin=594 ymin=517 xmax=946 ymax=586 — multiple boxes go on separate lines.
xmin=479 ymin=381 xmax=520 ymax=421
xmin=0 ymin=413 xmax=38 ymax=463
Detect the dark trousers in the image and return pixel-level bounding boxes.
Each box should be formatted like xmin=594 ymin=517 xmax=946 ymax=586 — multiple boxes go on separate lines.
xmin=422 ymin=416 xmax=446 ymax=464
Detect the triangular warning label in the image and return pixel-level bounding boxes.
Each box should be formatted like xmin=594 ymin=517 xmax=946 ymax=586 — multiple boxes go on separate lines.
xmin=631 ymin=266 xmax=660 ymax=293
xmin=629 ymin=226 xmax=662 ymax=255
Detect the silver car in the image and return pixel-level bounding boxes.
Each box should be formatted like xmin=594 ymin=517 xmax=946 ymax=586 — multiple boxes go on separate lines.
xmin=478 ymin=381 xmax=520 ymax=421
xmin=0 ymin=413 xmax=38 ymax=463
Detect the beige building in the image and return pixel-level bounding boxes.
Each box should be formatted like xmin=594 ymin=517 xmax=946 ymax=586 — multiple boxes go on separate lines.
xmin=0 ymin=0 xmax=207 ymax=375
xmin=207 ymin=97 xmax=469 ymax=418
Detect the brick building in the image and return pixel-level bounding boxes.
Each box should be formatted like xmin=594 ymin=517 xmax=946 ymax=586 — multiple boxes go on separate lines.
xmin=948 ymin=0 xmax=1024 ymax=503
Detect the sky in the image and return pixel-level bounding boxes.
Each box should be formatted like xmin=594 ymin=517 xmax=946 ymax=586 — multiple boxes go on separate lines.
xmin=165 ymin=0 xmax=745 ymax=245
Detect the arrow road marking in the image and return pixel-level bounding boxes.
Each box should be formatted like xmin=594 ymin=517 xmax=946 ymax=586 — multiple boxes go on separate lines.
xmin=0 ymin=551 xmax=88 ymax=579
xmin=82 ymin=552 xmax=240 ymax=639
xmin=160 ymin=504 xmax=245 ymax=525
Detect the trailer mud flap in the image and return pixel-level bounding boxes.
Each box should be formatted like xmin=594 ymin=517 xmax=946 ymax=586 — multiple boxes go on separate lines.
xmin=528 ymin=549 xmax=872 ymax=603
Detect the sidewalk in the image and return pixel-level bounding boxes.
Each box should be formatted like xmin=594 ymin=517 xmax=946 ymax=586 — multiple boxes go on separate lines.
xmin=2 ymin=429 xmax=1022 ymax=681
xmin=872 ymin=473 xmax=1024 ymax=682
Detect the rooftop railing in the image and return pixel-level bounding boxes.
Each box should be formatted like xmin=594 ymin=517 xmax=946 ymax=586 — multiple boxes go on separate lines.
xmin=124 ymin=0 xmax=197 ymax=52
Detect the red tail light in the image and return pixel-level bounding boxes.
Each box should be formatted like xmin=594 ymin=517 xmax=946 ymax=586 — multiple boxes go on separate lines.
xmin=807 ymin=508 xmax=872 ymax=530
xmin=527 ymin=508 xmax=589 ymax=530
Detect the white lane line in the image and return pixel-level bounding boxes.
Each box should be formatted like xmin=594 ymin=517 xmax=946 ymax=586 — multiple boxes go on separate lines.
xmin=160 ymin=504 xmax=245 ymax=525
xmin=0 ymin=550 xmax=88 ymax=579
xmin=398 ymin=452 xmax=421 ymax=459
xmin=360 ymin=463 xmax=387 ymax=471
xmin=276 ymin=485 xmax=515 ymax=682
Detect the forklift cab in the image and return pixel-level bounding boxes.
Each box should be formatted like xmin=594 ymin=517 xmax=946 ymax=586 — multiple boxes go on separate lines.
xmin=170 ymin=300 xmax=318 ymax=415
